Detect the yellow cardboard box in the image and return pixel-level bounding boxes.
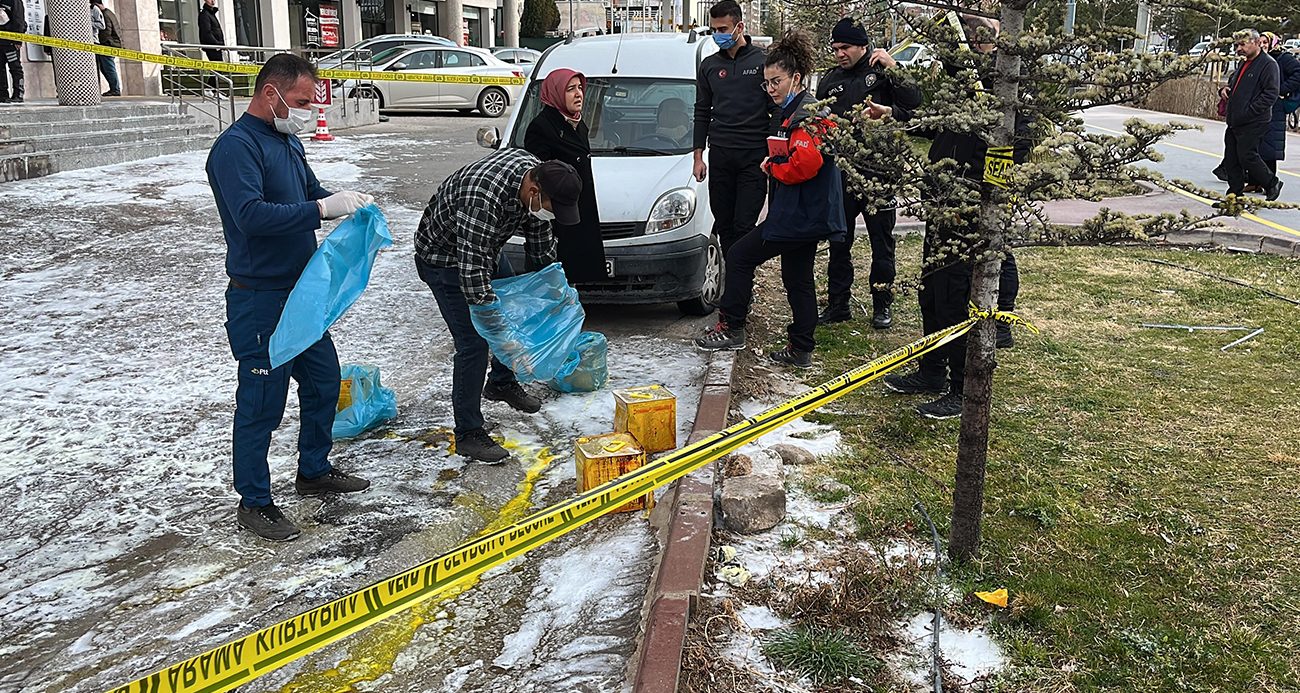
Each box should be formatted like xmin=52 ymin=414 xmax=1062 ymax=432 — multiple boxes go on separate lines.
xmin=613 ymin=385 xmax=677 ymax=453
xmin=574 ymin=432 xmax=653 ymax=513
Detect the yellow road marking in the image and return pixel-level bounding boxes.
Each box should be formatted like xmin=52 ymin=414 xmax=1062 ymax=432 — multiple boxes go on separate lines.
xmin=1087 ymin=122 xmax=1300 ymax=180
xmin=1159 ymin=182 xmax=1300 ymax=238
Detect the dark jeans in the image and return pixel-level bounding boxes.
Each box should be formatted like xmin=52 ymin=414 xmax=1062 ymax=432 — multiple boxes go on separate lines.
xmin=96 ymin=54 xmax=120 ymax=94
xmin=416 ymin=253 xmax=517 ymax=436
xmin=204 ymin=49 xmax=223 ymax=90
xmin=918 ymin=231 xmax=1020 ymax=390
xmin=720 ymin=226 xmax=820 ymax=353
xmin=0 ymin=42 xmax=23 ymax=98
xmin=709 ymin=145 xmax=769 ymax=255
xmin=1224 ymin=120 xmax=1275 ymax=193
xmin=832 ymin=184 xmax=897 ymax=306
xmin=225 ymin=286 xmax=338 ymax=508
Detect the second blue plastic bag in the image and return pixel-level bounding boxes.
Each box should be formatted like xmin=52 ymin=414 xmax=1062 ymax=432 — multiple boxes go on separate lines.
xmin=549 ymin=331 xmax=608 ymax=393
xmin=469 ymin=263 xmax=585 ymax=383
xmin=334 ymin=364 xmax=399 ymax=438
xmin=269 ymin=204 xmax=392 ymax=369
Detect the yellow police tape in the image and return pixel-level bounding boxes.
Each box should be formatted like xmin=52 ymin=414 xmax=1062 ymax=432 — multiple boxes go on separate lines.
xmin=0 ymin=31 xmax=527 ymax=86
xmin=100 ymin=308 xmax=1030 ymax=693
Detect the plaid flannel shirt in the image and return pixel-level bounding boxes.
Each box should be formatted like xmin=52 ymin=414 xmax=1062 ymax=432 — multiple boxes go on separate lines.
xmin=415 ymin=148 xmax=557 ymax=305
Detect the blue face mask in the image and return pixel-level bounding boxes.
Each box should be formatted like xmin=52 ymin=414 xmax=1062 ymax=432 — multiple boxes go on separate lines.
xmin=782 ymin=90 xmax=798 ymax=107
xmin=713 ymin=25 xmax=739 ymax=49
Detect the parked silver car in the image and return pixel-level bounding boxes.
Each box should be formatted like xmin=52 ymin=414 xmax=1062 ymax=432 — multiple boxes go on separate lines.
xmin=339 ymin=44 xmax=526 ymax=117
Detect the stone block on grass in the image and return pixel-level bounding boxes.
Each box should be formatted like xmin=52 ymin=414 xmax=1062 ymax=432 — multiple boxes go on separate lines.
xmin=771 ymin=443 xmax=816 ymax=466
xmin=721 ymin=474 xmax=786 ymax=533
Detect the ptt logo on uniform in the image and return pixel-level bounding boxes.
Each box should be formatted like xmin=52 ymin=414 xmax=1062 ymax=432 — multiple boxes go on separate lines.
xmin=718 ymin=69 xmax=727 ymax=78
xmin=251 ymin=368 xmax=270 ymax=376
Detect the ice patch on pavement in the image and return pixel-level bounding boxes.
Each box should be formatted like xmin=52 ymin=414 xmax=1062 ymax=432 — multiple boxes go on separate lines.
xmin=896 ymin=612 xmax=1006 ymax=687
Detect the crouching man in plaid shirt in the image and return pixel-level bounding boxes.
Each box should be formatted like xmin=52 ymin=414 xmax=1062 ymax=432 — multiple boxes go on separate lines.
xmin=414 ymin=148 xmax=583 ymax=464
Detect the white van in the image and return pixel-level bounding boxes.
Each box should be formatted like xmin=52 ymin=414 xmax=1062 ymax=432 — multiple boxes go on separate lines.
xmin=477 ymin=32 xmax=724 ymax=315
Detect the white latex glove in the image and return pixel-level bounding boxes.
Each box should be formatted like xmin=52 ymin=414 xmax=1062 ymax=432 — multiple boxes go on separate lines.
xmin=317 ymin=191 xmax=375 ymax=219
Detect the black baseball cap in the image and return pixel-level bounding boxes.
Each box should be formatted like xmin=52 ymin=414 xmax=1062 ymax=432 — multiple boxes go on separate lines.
xmin=534 ymin=160 xmax=583 ymax=226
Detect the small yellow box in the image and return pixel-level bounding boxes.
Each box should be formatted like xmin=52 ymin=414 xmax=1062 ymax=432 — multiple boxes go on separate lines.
xmin=613 ymin=385 xmax=677 ymax=453
xmin=575 ymin=432 xmax=653 ymax=513
xmin=337 ymin=378 xmax=354 ymax=412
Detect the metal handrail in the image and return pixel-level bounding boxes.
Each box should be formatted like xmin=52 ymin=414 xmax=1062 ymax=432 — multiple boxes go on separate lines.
xmin=160 ymin=44 xmax=237 ymax=130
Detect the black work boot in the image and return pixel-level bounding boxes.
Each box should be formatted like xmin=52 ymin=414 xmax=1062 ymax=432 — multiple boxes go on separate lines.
xmin=455 ymin=427 xmax=510 ymax=464
xmin=883 ymin=370 xmax=948 ymax=396
xmin=483 ymin=379 xmax=542 ymax=413
xmin=1267 ymin=177 xmax=1284 ymax=201
xmin=917 ymin=391 xmax=963 ymax=420
xmin=295 ymin=468 xmax=371 ymax=496
xmin=237 ymin=502 xmax=301 ymax=542
xmin=871 ymin=294 xmax=893 ymax=330
xmin=695 ymin=320 xmax=746 ymax=351
xmin=769 ymin=344 xmax=813 ymax=369
xmin=817 ymin=294 xmax=853 ymax=325
xmin=10 ymin=80 xmax=22 ymax=103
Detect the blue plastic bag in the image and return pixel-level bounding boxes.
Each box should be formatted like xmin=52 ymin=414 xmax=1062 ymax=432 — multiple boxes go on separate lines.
xmin=269 ymin=204 xmax=392 ymax=369
xmin=469 ymin=263 xmax=585 ymax=383
xmin=334 ymin=364 xmax=398 ymax=438
xmin=549 ymin=332 xmax=608 ymax=393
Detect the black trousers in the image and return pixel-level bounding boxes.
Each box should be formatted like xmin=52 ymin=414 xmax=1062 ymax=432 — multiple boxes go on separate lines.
xmin=919 ymin=234 xmax=1020 ymax=390
xmin=720 ymin=226 xmax=820 ymax=353
xmin=708 ymin=145 xmax=769 ymax=255
xmin=1224 ymin=121 xmax=1275 ymax=194
xmin=204 ymin=49 xmax=223 ymax=90
xmin=831 ymin=186 xmax=897 ymax=306
xmin=0 ymin=42 xmax=23 ymax=98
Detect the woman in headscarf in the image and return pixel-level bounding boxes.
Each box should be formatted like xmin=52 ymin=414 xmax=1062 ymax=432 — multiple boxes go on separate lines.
xmin=523 ymin=69 xmax=607 ymax=283
xmin=1254 ymin=31 xmax=1300 ymax=191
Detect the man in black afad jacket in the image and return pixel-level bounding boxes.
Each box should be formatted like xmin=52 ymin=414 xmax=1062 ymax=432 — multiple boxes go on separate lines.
xmin=815 ymin=17 xmax=922 ymax=329
xmin=693 ymin=0 xmax=777 ymax=255
xmin=1219 ymin=29 xmax=1283 ymax=201
xmin=0 ymin=0 xmax=26 ymax=104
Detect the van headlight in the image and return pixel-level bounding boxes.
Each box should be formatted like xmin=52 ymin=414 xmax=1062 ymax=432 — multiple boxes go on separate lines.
xmin=647 ymin=188 xmax=696 ymax=233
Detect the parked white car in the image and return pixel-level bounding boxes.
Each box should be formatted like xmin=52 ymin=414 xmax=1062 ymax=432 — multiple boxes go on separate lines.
xmin=492 ymin=47 xmax=542 ymax=66
xmin=891 ymin=42 xmax=934 ymax=68
xmin=479 ymin=32 xmax=723 ymax=315
xmin=316 ymin=34 xmax=455 ymax=70
xmin=338 ymin=44 xmax=526 ymax=117
xmin=1189 ymin=41 xmax=1210 ymax=57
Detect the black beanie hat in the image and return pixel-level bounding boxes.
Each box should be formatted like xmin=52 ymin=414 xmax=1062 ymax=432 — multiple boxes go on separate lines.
xmin=831 ymin=18 xmax=872 ymax=48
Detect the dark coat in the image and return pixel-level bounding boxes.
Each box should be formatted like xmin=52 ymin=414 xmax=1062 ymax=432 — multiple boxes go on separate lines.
xmin=98 ymin=7 xmax=122 ymax=48
xmin=761 ymin=91 xmax=846 ymax=244
xmin=199 ymin=5 xmax=225 ymax=46
xmin=1225 ymin=50 xmax=1279 ymax=128
xmin=522 ymin=105 xmax=607 ymax=284
xmin=0 ymin=0 xmax=26 ymax=47
xmin=1261 ymin=49 xmax=1300 ymax=161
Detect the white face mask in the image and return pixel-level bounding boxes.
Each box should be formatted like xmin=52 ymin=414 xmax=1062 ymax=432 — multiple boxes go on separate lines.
xmin=272 ymin=86 xmax=313 ymax=135
xmin=528 ymin=192 xmax=556 ymax=221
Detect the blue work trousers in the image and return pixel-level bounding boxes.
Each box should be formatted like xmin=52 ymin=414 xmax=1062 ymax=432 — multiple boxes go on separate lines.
xmin=225 ymin=285 xmax=338 ymax=508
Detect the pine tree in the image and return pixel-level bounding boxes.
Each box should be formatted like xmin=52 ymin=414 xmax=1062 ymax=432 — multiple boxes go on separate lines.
xmin=521 ymin=0 xmax=560 ymax=38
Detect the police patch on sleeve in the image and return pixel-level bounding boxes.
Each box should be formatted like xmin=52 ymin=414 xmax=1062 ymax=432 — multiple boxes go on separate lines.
xmin=863 ymin=73 xmax=878 ymax=89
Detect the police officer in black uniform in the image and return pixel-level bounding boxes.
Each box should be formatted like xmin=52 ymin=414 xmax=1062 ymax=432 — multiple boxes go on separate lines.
xmin=815 ymin=18 xmax=922 ymax=329
xmin=0 ymin=0 xmax=26 ymax=104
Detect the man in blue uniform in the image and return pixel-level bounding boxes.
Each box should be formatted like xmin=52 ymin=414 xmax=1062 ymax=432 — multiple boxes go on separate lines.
xmin=207 ymin=54 xmax=373 ymax=541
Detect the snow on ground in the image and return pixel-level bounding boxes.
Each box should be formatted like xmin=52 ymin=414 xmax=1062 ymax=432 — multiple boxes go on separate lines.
xmin=895 ymin=613 xmax=1007 ymax=688
xmin=0 ymin=131 xmax=706 ymax=693
xmin=733 ymin=398 xmax=843 ymax=459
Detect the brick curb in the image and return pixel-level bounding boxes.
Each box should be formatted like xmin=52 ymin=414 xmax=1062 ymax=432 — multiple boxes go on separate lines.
xmin=629 ymin=350 xmax=734 ymax=693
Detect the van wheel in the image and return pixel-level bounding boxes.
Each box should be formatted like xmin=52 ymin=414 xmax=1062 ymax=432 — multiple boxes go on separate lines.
xmin=677 ymin=234 xmax=724 ymax=316
xmin=478 ymin=87 xmax=508 ymax=117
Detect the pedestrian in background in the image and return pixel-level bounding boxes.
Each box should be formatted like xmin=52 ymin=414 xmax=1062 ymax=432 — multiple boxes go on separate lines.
xmin=1254 ymin=31 xmax=1300 ymax=188
xmin=692 ymin=0 xmax=776 ymax=256
xmin=523 ymin=68 xmax=607 ymax=283
xmin=206 ymin=53 xmax=374 ymax=541
xmin=814 ymin=17 xmax=923 ymax=330
xmin=0 ymin=0 xmax=26 ymax=104
xmin=89 ymin=0 xmax=122 ymax=97
xmin=1217 ymin=29 xmax=1282 ymax=202
xmin=695 ymin=30 xmax=845 ymax=369
xmin=198 ymin=0 xmax=227 ymax=98
xmin=413 ymin=150 xmax=582 ymax=464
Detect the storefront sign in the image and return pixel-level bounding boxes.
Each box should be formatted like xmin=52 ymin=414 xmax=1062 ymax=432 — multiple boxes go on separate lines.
xmin=304 ymin=9 xmax=320 ymax=46
xmin=313 ymin=78 xmax=332 ymax=106
xmin=319 ymin=3 xmax=339 ymax=48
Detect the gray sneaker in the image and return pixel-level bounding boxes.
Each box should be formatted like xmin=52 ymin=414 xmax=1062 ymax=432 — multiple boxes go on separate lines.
xmin=295 ymin=469 xmax=371 ymax=496
xmin=237 ymin=502 xmax=301 ymax=542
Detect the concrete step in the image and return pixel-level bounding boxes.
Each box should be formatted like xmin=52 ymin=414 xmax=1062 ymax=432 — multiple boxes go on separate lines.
xmin=1 ymin=123 xmax=215 ymax=153
xmin=0 ymin=101 xmax=180 ymax=125
xmin=0 ymin=113 xmax=203 ymax=139
xmin=0 ymin=135 xmax=214 ymax=183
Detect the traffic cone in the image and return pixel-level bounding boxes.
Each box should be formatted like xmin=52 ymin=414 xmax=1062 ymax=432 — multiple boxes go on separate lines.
xmin=311 ymin=106 xmax=334 ymax=142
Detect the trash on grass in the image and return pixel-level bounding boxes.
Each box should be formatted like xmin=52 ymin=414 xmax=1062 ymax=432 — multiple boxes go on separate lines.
xmin=975 ymin=588 xmax=1008 ymax=608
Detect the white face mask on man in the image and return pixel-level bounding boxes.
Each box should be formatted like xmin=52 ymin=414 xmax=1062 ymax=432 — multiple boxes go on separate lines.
xmin=271 ymin=86 xmax=313 ymax=135
xmin=528 ymin=190 xmax=556 ymax=221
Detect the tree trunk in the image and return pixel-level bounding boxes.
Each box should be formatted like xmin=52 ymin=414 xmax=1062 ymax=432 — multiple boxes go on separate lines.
xmin=949 ymin=3 xmax=1025 ymax=564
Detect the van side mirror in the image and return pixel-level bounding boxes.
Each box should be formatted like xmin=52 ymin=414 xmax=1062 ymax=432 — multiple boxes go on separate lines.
xmin=477 ymin=126 xmax=501 ymax=149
